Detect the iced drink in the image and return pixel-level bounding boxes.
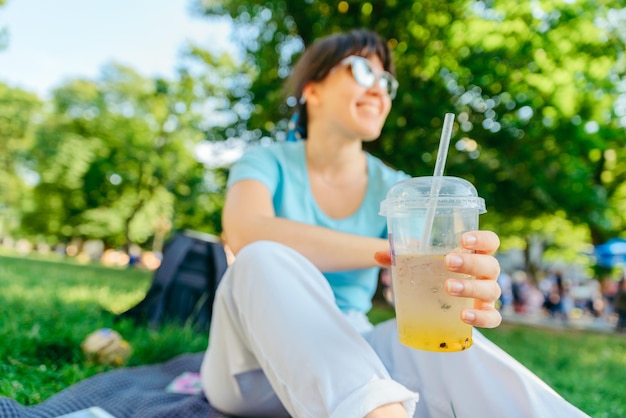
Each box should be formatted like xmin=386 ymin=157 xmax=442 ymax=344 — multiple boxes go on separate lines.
xmin=380 ymin=176 xmax=486 ymax=352
xmin=392 ymin=254 xmax=474 ymax=351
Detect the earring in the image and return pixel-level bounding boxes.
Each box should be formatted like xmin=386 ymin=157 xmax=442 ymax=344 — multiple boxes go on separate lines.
xmin=286 ymin=112 xmax=306 ymax=142
xmin=287 ymin=112 xmax=300 ymax=142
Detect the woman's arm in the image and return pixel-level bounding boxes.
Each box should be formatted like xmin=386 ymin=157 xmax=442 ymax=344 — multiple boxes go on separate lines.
xmin=223 ymin=179 xmax=389 ymax=272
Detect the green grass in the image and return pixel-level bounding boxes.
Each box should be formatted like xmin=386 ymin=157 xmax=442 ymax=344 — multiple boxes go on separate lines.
xmin=480 ymin=325 xmax=626 ymax=418
xmin=0 ymin=254 xmax=208 ymax=405
xmin=1 ymin=254 xmax=625 ymax=417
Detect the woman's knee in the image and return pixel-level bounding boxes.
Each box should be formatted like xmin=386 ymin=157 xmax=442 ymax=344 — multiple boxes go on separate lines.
xmin=229 ymin=240 xmax=333 ymax=300
xmin=236 ymin=240 xmax=295 ymax=264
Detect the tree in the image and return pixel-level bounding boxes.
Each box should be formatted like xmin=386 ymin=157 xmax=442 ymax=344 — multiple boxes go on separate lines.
xmin=193 ymin=0 xmax=626 ymax=272
xmin=434 ymin=1 xmax=626 ymax=246
xmin=22 ymin=65 xmax=223 ymax=249
xmin=0 ymin=83 xmax=41 ymax=237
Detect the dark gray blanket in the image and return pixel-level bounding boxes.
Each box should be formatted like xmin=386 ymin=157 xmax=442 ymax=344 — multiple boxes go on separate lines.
xmin=0 ymin=353 xmax=232 ymax=418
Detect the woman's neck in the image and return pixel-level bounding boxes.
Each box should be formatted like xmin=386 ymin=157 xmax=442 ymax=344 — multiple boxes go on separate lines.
xmin=305 ymin=133 xmax=369 ymax=218
xmin=305 ymin=131 xmax=364 ymax=169
xmin=305 ymin=134 xmax=367 ymax=189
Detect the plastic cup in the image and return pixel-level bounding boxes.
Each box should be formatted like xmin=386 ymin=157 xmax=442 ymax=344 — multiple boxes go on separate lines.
xmin=379 ymin=176 xmax=486 ymax=352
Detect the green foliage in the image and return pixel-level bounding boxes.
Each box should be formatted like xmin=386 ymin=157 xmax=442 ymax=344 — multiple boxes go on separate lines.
xmin=484 ymin=211 xmax=596 ymax=282
xmin=20 ymin=65 xmax=224 ymax=248
xmin=194 ymin=0 xmax=626 ymax=246
xmin=0 ymin=1 xmax=625 ymax=268
xmin=444 ymin=0 xmax=626 ymax=245
xmin=0 ymin=83 xmax=42 ymax=237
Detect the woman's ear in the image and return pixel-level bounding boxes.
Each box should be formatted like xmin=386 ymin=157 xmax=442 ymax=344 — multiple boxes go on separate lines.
xmin=301 ymin=82 xmax=318 ymax=106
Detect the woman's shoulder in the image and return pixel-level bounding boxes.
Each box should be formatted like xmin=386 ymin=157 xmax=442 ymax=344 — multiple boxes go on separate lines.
xmin=241 ymin=140 xmax=303 ymax=160
xmin=366 ymin=152 xmax=410 ymax=184
xmin=228 ymin=141 xmax=305 ymax=188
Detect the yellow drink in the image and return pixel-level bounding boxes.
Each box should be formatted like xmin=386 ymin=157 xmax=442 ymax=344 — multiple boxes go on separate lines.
xmin=391 ymin=254 xmax=474 ymax=352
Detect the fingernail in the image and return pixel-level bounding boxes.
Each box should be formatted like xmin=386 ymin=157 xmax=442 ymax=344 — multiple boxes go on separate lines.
xmin=463 ymin=234 xmax=477 ymax=247
xmin=462 ymin=311 xmax=476 ymax=322
xmin=445 ymin=254 xmax=463 ymax=269
xmin=447 ymin=280 xmax=464 ymax=295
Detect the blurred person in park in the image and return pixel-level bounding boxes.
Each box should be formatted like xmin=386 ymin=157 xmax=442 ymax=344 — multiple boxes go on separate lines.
xmin=602 ymin=277 xmax=619 ymax=317
xmin=511 ymin=270 xmax=532 ymax=313
xmin=543 ymin=271 xmax=569 ymax=322
xmin=199 ymin=29 xmax=589 ymax=417
xmin=615 ymin=273 xmax=626 ymax=333
xmin=582 ymin=278 xmax=605 ymax=319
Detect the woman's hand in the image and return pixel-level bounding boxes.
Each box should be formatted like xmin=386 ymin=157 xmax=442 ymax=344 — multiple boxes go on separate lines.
xmin=374 ymin=230 xmax=502 ymax=328
xmin=443 ymin=231 xmax=502 ymax=328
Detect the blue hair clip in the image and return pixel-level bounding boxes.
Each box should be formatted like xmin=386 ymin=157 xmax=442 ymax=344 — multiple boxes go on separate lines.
xmin=286 ymin=112 xmax=305 ymax=142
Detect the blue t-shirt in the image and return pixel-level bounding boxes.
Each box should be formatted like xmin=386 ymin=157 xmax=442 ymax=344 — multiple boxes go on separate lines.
xmin=227 ymin=140 xmax=409 ymax=313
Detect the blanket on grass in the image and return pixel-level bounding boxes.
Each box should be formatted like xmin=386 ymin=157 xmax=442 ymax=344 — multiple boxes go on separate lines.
xmin=0 ymin=352 xmax=233 ymax=418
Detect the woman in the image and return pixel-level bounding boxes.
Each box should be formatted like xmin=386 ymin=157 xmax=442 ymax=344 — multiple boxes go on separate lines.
xmin=200 ymin=29 xmax=589 ymax=418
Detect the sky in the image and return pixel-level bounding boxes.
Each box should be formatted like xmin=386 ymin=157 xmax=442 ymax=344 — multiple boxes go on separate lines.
xmin=0 ymin=0 xmax=231 ymax=98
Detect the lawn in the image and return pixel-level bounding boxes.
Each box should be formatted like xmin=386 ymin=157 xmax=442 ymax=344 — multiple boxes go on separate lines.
xmin=1 ymin=254 xmax=625 ymax=417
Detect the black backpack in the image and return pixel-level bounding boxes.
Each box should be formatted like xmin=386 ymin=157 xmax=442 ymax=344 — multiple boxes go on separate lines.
xmin=117 ymin=230 xmax=228 ymax=331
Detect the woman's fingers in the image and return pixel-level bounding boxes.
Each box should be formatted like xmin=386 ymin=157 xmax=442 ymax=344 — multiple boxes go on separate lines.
xmin=378 ymin=230 xmax=504 ymax=328
xmin=461 ymin=230 xmax=500 ymax=255
xmin=376 ymin=230 xmax=499 ymax=267
xmin=446 ymin=231 xmax=503 ymax=328
xmin=445 ymin=275 xmax=503 ymax=328
xmin=445 ymin=275 xmax=501 ymax=302
xmin=445 ymin=252 xmax=501 ymax=281
xmin=461 ymin=305 xmax=503 ymax=328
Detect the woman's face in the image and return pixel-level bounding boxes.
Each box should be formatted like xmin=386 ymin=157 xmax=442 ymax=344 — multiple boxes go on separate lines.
xmin=305 ymin=54 xmax=393 ymax=142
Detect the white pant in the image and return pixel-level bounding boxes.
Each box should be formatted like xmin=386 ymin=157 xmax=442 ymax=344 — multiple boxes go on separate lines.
xmin=200 ymin=241 xmax=590 ymax=418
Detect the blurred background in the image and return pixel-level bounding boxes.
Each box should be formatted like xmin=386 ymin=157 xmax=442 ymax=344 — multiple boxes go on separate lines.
xmin=0 ymin=0 xmax=625 ymax=324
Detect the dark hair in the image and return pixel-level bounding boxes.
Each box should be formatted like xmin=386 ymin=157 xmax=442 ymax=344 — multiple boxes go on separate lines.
xmin=286 ymin=29 xmax=395 ymax=139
